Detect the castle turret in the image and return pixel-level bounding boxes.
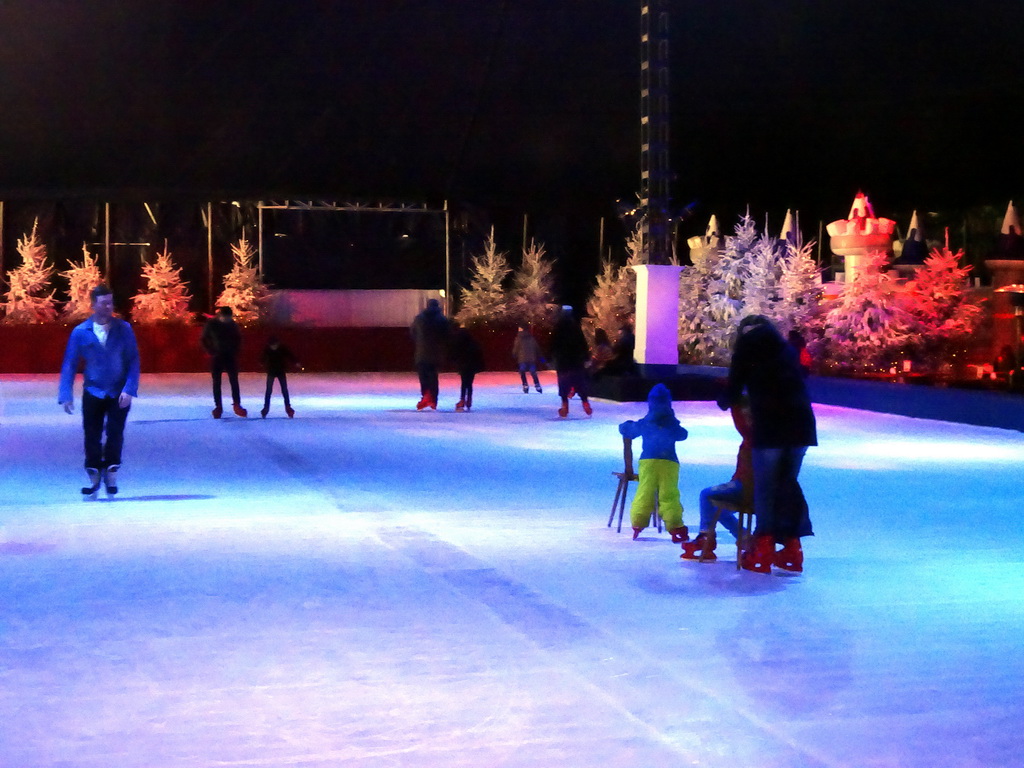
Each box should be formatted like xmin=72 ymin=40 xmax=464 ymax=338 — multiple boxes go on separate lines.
xmin=686 ymin=214 xmax=721 ymax=268
xmin=825 ymin=191 xmax=896 ymax=281
xmin=893 ymin=210 xmax=928 ymax=278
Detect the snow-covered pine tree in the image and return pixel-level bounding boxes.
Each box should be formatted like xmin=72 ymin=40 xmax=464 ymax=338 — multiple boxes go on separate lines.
xmin=216 ymin=236 xmax=270 ymax=324
xmin=131 ymin=242 xmax=193 ymax=323
xmin=2 ymin=219 xmax=58 ymax=323
xmin=741 ymin=231 xmax=787 ymax=329
xmin=586 ymin=224 xmax=643 ymax=343
xmin=507 ymin=238 xmax=556 ymax=328
xmin=679 ymin=211 xmax=757 ymax=364
xmin=455 ymin=228 xmax=511 ymax=326
xmin=60 ymin=244 xmax=105 ymax=321
xmin=902 ymin=237 xmax=984 ymax=373
xmin=819 ymin=250 xmax=918 ymax=373
xmin=780 ymin=237 xmax=823 ymax=334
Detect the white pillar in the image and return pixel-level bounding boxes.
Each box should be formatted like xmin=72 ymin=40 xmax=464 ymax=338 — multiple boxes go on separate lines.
xmin=632 ymin=263 xmax=682 ymax=371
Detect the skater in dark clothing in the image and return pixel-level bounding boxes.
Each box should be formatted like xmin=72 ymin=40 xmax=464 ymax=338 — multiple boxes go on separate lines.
xmin=261 ymin=336 xmax=298 ymax=418
xmin=449 ymin=323 xmax=485 ymax=411
xmin=719 ymin=314 xmax=817 ymax=574
xmin=410 ymin=298 xmax=450 ymax=410
xmin=550 ymin=305 xmax=593 ymax=417
xmin=201 ymin=306 xmax=247 ymax=418
xmin=604 ymin=322 xmax=637 ymax=376
xmin=512 ymin=325 xmax=543 ymax=393
xmin=58 ymin=284 xmax=140 ymax=496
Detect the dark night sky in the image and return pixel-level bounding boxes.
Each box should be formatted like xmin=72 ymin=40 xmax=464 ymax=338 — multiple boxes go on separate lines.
xmin=2 ymin=1 xmax=1024 ymax=297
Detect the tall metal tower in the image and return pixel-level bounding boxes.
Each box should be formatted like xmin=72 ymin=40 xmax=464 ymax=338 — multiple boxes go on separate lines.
xmin=639 ymin=0 xmax=671 ymax=265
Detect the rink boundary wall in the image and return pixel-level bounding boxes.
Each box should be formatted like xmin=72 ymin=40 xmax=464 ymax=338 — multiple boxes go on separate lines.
xmin=806 ymin=375 xmax=1024 ymax=432
xmin=0 ymin=324 xmax=524 ymax=376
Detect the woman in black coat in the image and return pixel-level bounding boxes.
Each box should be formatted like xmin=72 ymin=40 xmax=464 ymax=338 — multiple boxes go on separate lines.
xmin=720 ymin=315 xmax=816 ymax=573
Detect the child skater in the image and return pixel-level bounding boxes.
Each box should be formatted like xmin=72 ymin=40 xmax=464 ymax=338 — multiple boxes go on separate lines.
xmin=449 ymin=322 xmax=485 ymax=411
xmin=618 ymin=383 xmax=689 ymax=542
xmin=261 ymin=335 xmax=298 ymax=418
xmin=681 ymin=395 xmax=753 ymax=561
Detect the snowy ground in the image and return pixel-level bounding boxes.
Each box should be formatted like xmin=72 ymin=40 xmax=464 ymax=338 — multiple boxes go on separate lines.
xmin=1 ymin=371 xmax=1023 ymax=768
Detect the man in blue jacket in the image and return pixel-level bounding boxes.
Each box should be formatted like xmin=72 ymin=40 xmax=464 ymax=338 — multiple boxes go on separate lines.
xmin=58 ymin=285 xmax=140 ymax=496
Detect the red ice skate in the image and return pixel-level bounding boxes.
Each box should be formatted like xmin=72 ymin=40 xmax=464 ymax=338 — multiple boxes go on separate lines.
xmin=680 ymin=532 xmax=716 ymax=561
xmin=774 ymin=538 xmax=804 ymax=572
xmin=232 ymin=403 xmax=248 ymax=418
xmin=740 ymin=534 xmax=775 ymax=574
xmin=668 ymin=526 xmax=688 ymax=544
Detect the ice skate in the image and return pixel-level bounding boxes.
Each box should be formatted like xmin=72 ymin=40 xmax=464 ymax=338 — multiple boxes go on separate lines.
xmin=103 ymin=465 xmax=119 ymax=495
xmin=668 ymin=525 xmax=689 ymax=544
xmin=285 ymin=405 xmax=295 ymax=418
xmin=260 ymin=406 xmax=269 ymax=418
xmin=581 ymin=400 xmax=593 ymax=415
xmin=211 ymin=406 xmax=223 ymax=419
xmin=740 ymin=534 xmax=775 ymax=574
xmin=522 ymin=385 xmax=529 ymax=393
xmin=681 ymin=532 xmax=716 ymax=561
xmin=631 ymin=526 xmax=644 ymax=540
xmin=416 ymin=396 xmax=430 ymax=410
xmin=455 ymin=400 xmax=466 ymax=412
xmin=774 ymin=538 xmax=804 ymax=572
xmin=535 ymin=385 xmax=542 ymax=393
xmin=558 ymin=403 xmax=569 ymax=418
xmin=232 ymin=403 xmax=248 ymax=418
xmin=81 ymin=467 xmax=102 ymax=496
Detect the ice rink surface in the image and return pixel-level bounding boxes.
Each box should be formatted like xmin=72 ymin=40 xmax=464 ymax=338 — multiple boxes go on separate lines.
xmin=2 ymin=371 xmax=1023 ymax=767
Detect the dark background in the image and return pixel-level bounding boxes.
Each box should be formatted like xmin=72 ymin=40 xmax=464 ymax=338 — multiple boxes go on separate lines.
xmin=2 ymin=1 xmax=1023 ymax=306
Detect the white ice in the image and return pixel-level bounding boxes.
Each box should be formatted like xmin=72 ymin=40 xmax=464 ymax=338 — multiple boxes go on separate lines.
xmin=1 ymin=372 xmax=1023 ymax=767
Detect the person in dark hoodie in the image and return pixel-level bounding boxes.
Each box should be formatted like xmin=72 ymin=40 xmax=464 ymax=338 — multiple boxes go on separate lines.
xmin=618 ymin=383 xmax=690 ymax=542
xmin=410 ymin=298 xmax=449 ymax=410
xmin=719 ymin=314 xmax=816 ymax=573
xmin=201 ymin=306 xmax=247 ymax=419
xmin=550 ymin=305 xmax=593 ymax=417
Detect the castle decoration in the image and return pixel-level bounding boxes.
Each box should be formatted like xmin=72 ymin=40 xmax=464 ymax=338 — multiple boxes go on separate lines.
xmin=826 ymin=191 xmax=896 ymax=282
xmin=686 ymin=214 xmax=721 ymax=268
xmin=986 ymin=201 xmax=1024 ymax=368
xmin=892 ymin=210 xmax=928 ymax=278
xmin=779 ymin=209 xmax=797 ymax=246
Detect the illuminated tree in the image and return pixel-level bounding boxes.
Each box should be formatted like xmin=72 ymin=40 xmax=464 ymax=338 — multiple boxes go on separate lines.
xmin=216 ymin=236 xmax=270 ymax=323
xmin=585 ymin=224 xmax=643 ymax=344
xmin=2 ymin=219 xmax=58 ymax=323
xmin=455 ymin=228 xmax=511 ymax=326
xmin=131 ymin=242 xmax=193 ymax=322
xmin=819 ymin=250 xmax=917 ymax=373
xmin=60 ymin=244 xmax=105 ymax=321
xmin=903 ymin=238 xmax=985 ymax=373
xmin=507 ymin=238 xmax=557 ymax=328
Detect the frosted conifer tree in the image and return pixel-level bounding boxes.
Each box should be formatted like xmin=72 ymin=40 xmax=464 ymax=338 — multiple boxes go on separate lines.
xmin=819 ymin=250 xmax=917 ymax=372
xmin=903 ymin=238 xmax=984 ymax=373
xmin=780 ymin=237 xmax=823 ymax=332
xmin=455 ymin=228 xmax=511 ymax=326
xmin=60 ymin=244 xmax=104 ymax=320
xmin=507 ymin=238 xmax=556 ymax=328
xmin=2 ymin=219 xmax=58 ymax=323
xmin=742 ymin=231 xmax=787 ymax=327
xmin=216 ymin=236 xmax=270 ymax=324
xmin=679 ymin=212 xmax=756 ymax=363
xmin=131 ymin=242 xmax=192 ymax=323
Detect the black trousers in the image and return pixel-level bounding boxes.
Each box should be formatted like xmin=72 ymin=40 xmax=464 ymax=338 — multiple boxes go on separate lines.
xmin=459 ymin=372 xmax=475 ymax=405
xmin=211 ymin=355 xmax=241 ymax=409
xmin=416 ymin=363 xmax=439 ymax=402
xmin=264 ymin=371 xmax=291 ymax=409
xmin=82 ymin=391 xmax=130 ymax=470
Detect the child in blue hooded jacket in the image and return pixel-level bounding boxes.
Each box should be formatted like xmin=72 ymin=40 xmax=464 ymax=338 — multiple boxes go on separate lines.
xmin=618 ymin=383 xmax=689 ymax=541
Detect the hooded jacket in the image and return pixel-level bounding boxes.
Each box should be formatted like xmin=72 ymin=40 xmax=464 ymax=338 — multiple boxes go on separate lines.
xmin=618 ymin=383 xmax=688 ymax=462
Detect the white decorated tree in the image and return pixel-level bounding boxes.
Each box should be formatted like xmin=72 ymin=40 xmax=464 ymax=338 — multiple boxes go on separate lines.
xmin=131 ymin=242 xmax=192 ymax=323
xmin=216 ymin=236 xmax=270 ymax=324
xmin=507 ymin=238 xmax=556 ymax=328
xmin=819 ymin=250 xmax=917 ymax=373
xmin=455 ymin=228 xmax=511 ymax=326
xmin=2 ymin=219 xmax=58 ymax=323
xmin=60 ymin=244 xmax=105 ymax=321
